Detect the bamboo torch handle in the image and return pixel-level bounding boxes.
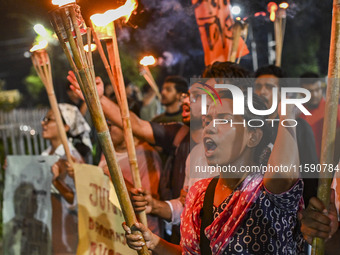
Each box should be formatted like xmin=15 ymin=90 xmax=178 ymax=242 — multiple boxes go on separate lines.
xmin=274 ymin=17 xmax=283 ymax=67
xmin=91 ymin=21 xmax=148 ymax=226
xmin=142 ymin=66 xmax=161 ymax=100
xmin=312 ymin=0 xmax=340 ymax=254
xmin=50 ymin=7 xmax=150 ymax=255
xmin=45 ymin=84 xmax=74 ymax=164
xmin=106 ymin=27 xmax=148 ymax=227
xmin=91 ymin=23 xmax=148 ymax=226
xmin=90 ymin=23 xmax=122 ymax=105
xmin=31 ymin=52 xmax=73 ymax=164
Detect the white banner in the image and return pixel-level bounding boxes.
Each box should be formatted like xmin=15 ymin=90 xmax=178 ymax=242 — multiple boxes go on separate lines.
xmin=74 ymin=163 xmax=135 ymax=255
xmin=3 ymin=155 xmax=58 ymax=255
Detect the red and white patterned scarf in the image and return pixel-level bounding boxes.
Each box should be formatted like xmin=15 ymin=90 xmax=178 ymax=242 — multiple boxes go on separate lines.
xmin=181 ymin=174 xmax=263 ymax=255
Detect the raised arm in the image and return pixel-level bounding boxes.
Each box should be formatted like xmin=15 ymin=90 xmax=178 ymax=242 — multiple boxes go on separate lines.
xmin=264 ymin=105 xmax=300 ymax=194
xmin=67 ymin=71 xmax=155 ymax=144
xmin=100 ymin=96 xmax=155 ymax=144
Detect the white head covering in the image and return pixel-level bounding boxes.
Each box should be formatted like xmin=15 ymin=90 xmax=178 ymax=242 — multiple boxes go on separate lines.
xmin=58 ymin=103 xmax=92 ymax=150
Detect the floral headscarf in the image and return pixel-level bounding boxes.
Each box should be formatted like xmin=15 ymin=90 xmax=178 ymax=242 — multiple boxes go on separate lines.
xmin=58 ymin=103 xmax=92 ymax=150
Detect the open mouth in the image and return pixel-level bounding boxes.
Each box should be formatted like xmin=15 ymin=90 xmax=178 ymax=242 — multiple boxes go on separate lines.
xmin=204 ymin=137 xmax=217 ymax=154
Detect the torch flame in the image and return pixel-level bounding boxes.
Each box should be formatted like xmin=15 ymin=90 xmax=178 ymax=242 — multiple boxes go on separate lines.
xmin=30 ymin=40 xmax=48 ymax=52
xmin=279 ymin=2 xmax=289 ymax=9
xmin=254 ymin=12 xmax=266 ymax=17
xmin=267 ymin=2 xmax=278 ymax=22
xmin=90 ymin=0 xmax=137 ymax=27
xmin=84 ymin=44 xmax=97 ymax=52
xmin=52 ymin=0 xmax=76 ymax=7
xmin=140 ymin=56 xmax=156 ymax=66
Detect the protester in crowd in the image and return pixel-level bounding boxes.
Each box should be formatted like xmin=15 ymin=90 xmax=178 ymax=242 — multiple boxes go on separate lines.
xmin=131 ymin=61 xmax=252 ymax=233
xmin=123 ymin=88 xmax=305 ymax=254
xmin=254 ymin=65 xmax=319 ymax=205
xmin=98 ymin=119 xmax=162 ymax=236
xmin=104 ymin=83 xmax=115 ymax=101
xmin=126 ymin=83 xmax=143 ymax=117
xmin=140 ymin=84 xmax=162 ymax=121
xmin=41 ymin=103 xmax=91 ymax=255
xmin=68 ymin=71 xmax=195 ymax=243
xmin=299 ymin=72 xmax=340 ymax=161
xmin=151 ymin=76 xmax=188 ymax=123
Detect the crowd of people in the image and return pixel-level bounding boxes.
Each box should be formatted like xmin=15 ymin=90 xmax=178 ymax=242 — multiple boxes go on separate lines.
xmin=9 ymin=61 xmax=340 ymax=254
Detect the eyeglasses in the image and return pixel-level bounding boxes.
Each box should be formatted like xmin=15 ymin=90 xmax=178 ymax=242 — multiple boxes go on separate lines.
xmin=41 ymin=116 xmax=56 ymax=124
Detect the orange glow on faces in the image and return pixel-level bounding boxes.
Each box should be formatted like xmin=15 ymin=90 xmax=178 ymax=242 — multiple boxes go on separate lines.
xmin=90 ymin=0 xmax=138 ymax=27
xmin=267 ymin=2 xmax=278 ymax=22
xmin=140 ymin=56 xmax=156 ymax=66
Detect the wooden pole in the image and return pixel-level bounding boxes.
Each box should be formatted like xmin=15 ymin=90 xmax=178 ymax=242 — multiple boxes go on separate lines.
xmin=229 ymin=21 xmax=243 ymax=62
xmin=90 ymin=22 xmax=122 ymax=106
xmin=105 ymin=23 xmax=148 ymax=227
xmin=31 ymin=49 xmax=73 ymax=164
xmin=91 ymin=22 xmax=148 ymax=226
xmin=49 ymin=5 xmax=150 ymax=255
xmin=274 ymin=8 xmax=286 ymax=67
xmin=86 ymin=28 xmax=95 ymax=84
xmin=312 ymin=0 xmax=340 ymax=254
xmin=140 ymin=65 xmax=161 ymax=100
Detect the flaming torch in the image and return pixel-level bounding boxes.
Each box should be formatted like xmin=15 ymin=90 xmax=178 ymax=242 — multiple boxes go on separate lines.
xmin=139 ymin=55 xmax=161 ymax=99
xmin=90 ymin=0 xmax=149 ymax=228
xmin=49 ymin=2 xmax=149 ymax=254
xmin=267 ymin=2 xmax=278 ymax=22
xmin=30 ymin=40 xmax=73 ymax=165
xmin=268 ymin=2 xmax=289 ymax=67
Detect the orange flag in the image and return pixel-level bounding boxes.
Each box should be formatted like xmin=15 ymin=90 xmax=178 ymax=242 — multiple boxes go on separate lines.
xmin=193 ymin=0 xmax=249 ymax=66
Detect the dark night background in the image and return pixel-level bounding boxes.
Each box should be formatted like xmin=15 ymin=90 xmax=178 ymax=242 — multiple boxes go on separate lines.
xmin=0 ymin=0 xmax=334 ymax=108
